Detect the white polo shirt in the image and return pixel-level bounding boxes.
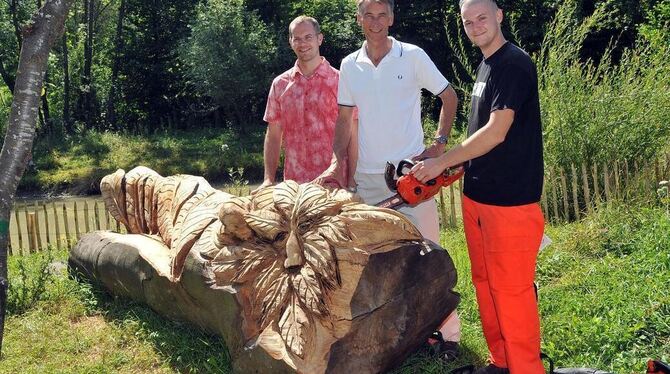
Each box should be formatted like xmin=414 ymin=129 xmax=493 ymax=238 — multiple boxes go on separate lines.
xmin=338 ymin=37 xmax=449 ymax=173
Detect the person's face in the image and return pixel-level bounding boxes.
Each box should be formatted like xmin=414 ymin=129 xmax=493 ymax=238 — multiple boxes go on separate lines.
xmin=289 ymin=21 xmax=323 ymax=63
xmin=460 ymin=1 xmax=503 ymax=51
xmin=357 ymin=1 xmax=394 ymax=42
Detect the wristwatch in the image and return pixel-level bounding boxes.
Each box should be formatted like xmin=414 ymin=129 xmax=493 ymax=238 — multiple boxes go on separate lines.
xmin=434 ymin=135 xmax=449 ymax=145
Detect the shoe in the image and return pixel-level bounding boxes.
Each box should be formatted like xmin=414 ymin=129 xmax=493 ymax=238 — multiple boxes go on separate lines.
xmin=473 ymin=364 xmax=510 ymax=374
xmin=421 ymin=331 xmax=460 ymax=362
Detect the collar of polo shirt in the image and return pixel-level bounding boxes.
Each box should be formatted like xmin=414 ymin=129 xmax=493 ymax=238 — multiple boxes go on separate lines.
xmin=356 ymin=37 xmax=404 ymax=66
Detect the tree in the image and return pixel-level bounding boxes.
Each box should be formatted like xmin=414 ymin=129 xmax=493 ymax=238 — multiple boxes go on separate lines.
xmin=180 ymin=0 xmax=276 ymax=131
xmin=0 ymin=0 xmax=73 ymax=354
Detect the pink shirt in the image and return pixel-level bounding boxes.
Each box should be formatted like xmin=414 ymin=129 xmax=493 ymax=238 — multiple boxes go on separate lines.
xmin=263 ymin=58 xmax=339 ymax=183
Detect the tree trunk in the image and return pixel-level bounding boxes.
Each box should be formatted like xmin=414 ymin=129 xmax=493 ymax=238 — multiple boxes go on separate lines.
xmin=0 ymin=0 xmax=73 ymax=356
xmin=70 ymin=167 xmax=460 ymax=373
xmin=82 ymin=0 xmax=94 ymax=130
xmin=61 ymin=31 xmax=72 ymax=133
xmin=106 ymin=0 xmax=126 ymax=131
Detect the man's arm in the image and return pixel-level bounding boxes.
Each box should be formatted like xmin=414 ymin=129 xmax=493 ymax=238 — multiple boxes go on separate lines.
xmin=255 ymin=123 xmax=282 ymax=191
xmin=411 ymin=108 xmax=515 ymax=182
xmin=346 ymin=118 xmax=359 ymax=188
xmin=313 ymin=105 xmax=355 ymax=188
xmin=415 ymin=85 xmax=458 ymax=160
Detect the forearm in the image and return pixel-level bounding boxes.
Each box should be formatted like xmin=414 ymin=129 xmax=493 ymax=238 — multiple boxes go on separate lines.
xmin=438 ymin=123 xmax=505 ymax=169
xmin=346 ymin=119 xmax=359 ymax=185
xmin=332 ymin=109 xmax=354 ymax=163
xmin=436 ymin=86 xmax=458 ymax=138
xmin=263 ymin=126 xmax=282 ymax=182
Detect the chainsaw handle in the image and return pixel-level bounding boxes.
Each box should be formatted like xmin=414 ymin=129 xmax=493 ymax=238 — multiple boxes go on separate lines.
xmin=396 ymin=159 xmax=416 ymax=177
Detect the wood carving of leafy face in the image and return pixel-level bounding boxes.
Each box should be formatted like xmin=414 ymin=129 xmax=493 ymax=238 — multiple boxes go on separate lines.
xmin=203 ymin=181 xmax=422 ymax=360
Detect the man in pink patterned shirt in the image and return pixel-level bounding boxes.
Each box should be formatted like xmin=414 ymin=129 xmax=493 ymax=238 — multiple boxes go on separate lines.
xmin=259 ymin=16 xmax=351 ymax=188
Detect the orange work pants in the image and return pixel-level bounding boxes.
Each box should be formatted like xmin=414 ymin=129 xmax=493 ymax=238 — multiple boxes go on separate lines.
xmin=462 ymin=195 xmax=544 ymax=374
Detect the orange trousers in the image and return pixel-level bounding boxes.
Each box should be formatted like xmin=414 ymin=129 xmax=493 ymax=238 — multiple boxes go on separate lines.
xmin=462 ymin=195 xmax=544 ymax=374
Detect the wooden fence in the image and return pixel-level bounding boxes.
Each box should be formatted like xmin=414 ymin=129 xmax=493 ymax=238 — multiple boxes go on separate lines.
xmin=8 ymin=199 xmax=126 ymax=256
xmin=7 ymin=153 xmax=669 ymax=255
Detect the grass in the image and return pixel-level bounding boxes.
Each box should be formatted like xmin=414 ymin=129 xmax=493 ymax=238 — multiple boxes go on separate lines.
xmin=20 ymin=128 xmax=265 ymax=194
xmin=2 ymin=199 xmax=669 ymax=373
xmin=2 ymin=249 xmax=231 ymax=373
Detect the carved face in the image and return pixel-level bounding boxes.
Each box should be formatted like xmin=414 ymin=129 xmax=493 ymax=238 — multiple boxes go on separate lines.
xmin=204 ymin=181 xmax=422 ymax=360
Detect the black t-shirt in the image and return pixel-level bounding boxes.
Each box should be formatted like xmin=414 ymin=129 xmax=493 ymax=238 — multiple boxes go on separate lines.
xmin=463 ymin=42 xmax=544 ymax=206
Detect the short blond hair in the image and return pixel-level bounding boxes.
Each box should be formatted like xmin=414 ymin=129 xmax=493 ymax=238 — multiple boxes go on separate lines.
xmin=459 ymin=0 xmax=498 ymax=10
xmin=289 ymin=16 xmax=321 ymax=37
xmin=356 ymin=0 xmax=394 ymax=15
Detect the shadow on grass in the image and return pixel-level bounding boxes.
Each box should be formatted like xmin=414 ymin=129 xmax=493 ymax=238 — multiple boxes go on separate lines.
xmin=390 ymin=344 xmax=481 ymax=374
xmin=83 ymin=279 xmax=233 ymax=373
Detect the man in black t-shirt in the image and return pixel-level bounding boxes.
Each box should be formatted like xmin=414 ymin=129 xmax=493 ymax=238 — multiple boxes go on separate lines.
xmin=410 ymin=0 xmax=544 ymax=373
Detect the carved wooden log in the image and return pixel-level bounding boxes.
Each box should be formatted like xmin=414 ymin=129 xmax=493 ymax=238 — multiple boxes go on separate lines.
xmin=70 ymin=167 xmax=460 ymax=373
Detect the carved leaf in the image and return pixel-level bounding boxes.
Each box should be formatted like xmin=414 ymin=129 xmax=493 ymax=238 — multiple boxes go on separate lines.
xmin=254 ymin=262 xmax=290 ymax=329
xmin=219 ymin=197 xmax=254 ymax=241
xmin=293 ymin=184 xmax=340 ymax=222
xmin=155 ymin=175 xmax=185 ymax=246
xmin=244 ymin=210 xmax=286 ymax=242
xmin=250 ymin=186 xmax=276 ymax=211
xmin=279 ymin=294 xmax=312 ymax=359
xmin=340 ymin=205 xmax=423 ymax=247
xmin=313 ymin=216 xmax=350 ymax=246
xmin=273 ymin=181 xmax=300 ymax=218
xmin=292 ymin=264 xmax=327 ymax=316
xmin=100 ymin=169 xmax=130 ymax=230
xmin=302 ymin=232 xmax=336 ymax=287
xmin=231 ymin=248 xmax=277 ymax=284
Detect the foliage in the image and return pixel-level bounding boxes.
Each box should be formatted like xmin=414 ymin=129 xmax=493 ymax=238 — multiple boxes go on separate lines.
xmin=538 ymin=0 xmax=670 ymax=170
xmin=180 ymin=0 xmax=276 ymax=129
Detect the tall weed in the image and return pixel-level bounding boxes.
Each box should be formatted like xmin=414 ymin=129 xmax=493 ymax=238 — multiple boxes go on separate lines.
xmin=539 ymin=0 xmax=670 ymax=169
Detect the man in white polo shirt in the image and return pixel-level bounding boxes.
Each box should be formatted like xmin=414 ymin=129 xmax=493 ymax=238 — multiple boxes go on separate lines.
xmin=314 ymin=0 xmax=461 ymax=361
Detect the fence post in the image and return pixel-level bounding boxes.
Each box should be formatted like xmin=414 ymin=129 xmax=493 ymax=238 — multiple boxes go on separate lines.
xmin=549 ymin=168 xmax=560 ymax=222
xmin=63 ymin=204 xmax=71 ymax=246
xmin=94 ymin=201 xmax=101 ymax=231
xmin=53 ymin=202 xmax=61 ymax=250
xmin=449 ymin=183 xmax=457 ymax=228
xmin=560 ymin=167 xmax=570 ymax=221
xmin=603 ymin=162 xmax=611 ymax=205
xmin=35 ymin=202 xmax=44 ymax=251
xmin=74 ymin=201 xmax=80 ymax=239
xmin=84 ymin=201 xmax=91 ymax=234
xmin=614 ymin=161 xmax=621 ymax=199
xmin=571 ymin=164 xmax=580 ymax=220
xmin=581 ymin=162 xmax=592 ymax=214
xmin=541 ymin=176 xmax=549 ymax=221
xmin=439 ymin=189 xmax=448 ymax=229
xmin=27 ymin=212 xmax=37 ymax=252
xmin=14 ymin=204 xmax=23 ymax=255
xmin=42 ymin=203 xmax=52 ymax=249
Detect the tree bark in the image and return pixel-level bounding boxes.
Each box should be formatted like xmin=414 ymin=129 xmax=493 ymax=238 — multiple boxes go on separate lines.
xmin=82 ymin=0 xmax=94 ymax=130
xmin=61 ymin=31 xmax=72 ymax=133
xmin=0 ymin=0 xmax=73 ymax=356
xmin=106 ymin=0 xmax=126 ymax=131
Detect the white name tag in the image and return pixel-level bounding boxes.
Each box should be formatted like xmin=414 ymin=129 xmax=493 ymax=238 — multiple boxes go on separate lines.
xmin=472 ymin=82 xmax=486 ymax=98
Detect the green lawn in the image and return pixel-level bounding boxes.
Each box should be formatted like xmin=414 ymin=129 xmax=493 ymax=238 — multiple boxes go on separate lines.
xmin=2 ymin=201 xmax=669 ymax=373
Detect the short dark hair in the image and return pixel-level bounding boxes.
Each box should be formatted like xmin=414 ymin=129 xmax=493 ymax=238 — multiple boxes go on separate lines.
xmin=289 ymin=16 xmax=321 ymax=37
xmin=356 ymin=0 xmax=394 ymax=15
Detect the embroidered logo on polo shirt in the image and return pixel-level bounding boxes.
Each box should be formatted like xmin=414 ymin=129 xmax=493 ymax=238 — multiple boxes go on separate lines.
xmin=472 ymin=82 xmax=486 ymax=98
xmin=398 ymin=75 xmax=403 ymax=80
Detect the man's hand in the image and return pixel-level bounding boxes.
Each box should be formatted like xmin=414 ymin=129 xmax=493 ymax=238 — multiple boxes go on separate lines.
xmin=251 ymin=179 xmax=276 ymax=195
xmin=410 ymin=157 xmax=448 ymax=183
xmin=313 ymin=156 xmax=348 ymax=189
xmin=413 ymin=143 xmax=446 ymax=161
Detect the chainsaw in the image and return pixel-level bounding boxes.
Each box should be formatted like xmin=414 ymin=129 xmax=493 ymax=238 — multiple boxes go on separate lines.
xmin=376 ymin=159 xmax=464 ymax=210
